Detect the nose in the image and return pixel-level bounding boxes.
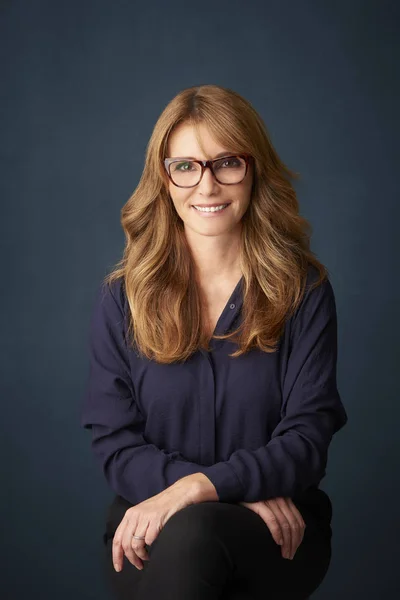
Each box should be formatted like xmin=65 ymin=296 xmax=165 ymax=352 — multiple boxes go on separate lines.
xmin=197 ymin=164 xmax=219 ymax=192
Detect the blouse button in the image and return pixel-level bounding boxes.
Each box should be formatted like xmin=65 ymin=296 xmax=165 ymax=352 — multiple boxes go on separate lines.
xmin=229 ymin=303 xmax=235 ymax=309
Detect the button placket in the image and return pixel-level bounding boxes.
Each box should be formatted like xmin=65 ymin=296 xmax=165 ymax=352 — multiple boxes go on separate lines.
xmin=198 ymin=348 xmax=217 ymax=465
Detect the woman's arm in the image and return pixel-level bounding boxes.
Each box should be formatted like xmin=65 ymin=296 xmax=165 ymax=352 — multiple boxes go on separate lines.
xmin=196 ymin=276 xmax=348 ymax=503
xmin=81 ymin=280 xmax=218 ymax=505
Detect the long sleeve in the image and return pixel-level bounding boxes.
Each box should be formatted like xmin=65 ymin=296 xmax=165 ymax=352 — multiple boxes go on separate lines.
xmin=201 ymin=275 xmax=348 ymax=503
xmin=80 ymin=280 xmax=212 ymax=505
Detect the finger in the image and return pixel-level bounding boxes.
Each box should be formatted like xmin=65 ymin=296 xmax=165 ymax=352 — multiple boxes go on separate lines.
xmin=131 ymin=536 xmax=150 ymax=562
xmin=130 ymin=517 xmax=150 ymax=562
xmin=286 ymin=498 xmax=306 ymax=531
xmin=286 ymin=498 xmax=306 ymax=552
xmin=122 ymin=525 xmax=145 ymax=570
xmin=283 ymin=498 xmax=306 ymax=558
xmin=274 ymin=499 xmax=298 ymax=559
xmin=276 ymin=498 xmax=304 ymax=559
xmin=266 ymin=500 xmax=292 ymax=559
xmin=126 ymin=513 xmax=151 ymax=566
xmin=259 ymin=502 xmax=286 ymax=549
xmin=112 ymin=528 xmax=126 ymax=573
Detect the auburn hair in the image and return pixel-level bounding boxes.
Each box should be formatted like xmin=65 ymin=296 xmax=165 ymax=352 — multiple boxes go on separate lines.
xmin=103 ymin=84 xmax=328 ymax=363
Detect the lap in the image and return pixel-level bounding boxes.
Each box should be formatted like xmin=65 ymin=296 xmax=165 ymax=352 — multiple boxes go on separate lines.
xmin=102 ymin=495 xmax=332 ymax=600
xmin=162 ymin=501 xmax=331 ymax=599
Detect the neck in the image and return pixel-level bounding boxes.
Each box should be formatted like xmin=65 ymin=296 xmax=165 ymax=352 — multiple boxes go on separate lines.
xmin=184 ymin=225 xmax=242 ymax=283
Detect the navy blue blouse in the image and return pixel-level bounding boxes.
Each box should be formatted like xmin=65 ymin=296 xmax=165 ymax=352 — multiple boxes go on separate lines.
xmin=81 ymin=264 xmax=348 ymax=516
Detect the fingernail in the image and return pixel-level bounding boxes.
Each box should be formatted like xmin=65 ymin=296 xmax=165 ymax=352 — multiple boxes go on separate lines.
xmin=114 ymin=564 xmax=121 ymax=572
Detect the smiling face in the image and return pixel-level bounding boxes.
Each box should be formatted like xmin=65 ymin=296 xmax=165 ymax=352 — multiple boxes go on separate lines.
xmin=165 ymin=122 xmax=253 ymax=239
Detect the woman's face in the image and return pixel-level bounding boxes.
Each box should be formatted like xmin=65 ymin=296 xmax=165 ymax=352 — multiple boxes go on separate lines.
xmin=165 ymin=122 xmax=253 ymax=238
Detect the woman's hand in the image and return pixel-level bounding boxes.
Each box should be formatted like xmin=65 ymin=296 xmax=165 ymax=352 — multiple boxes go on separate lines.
xmin=239 ymin=497 xmax=306 ymax=560
xmin=112 ymin=479 xmax=196 ymax=572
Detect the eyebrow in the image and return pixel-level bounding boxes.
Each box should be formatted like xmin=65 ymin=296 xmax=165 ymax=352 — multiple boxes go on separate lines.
xmin=168 ymin=151 xmax=234 ymax=160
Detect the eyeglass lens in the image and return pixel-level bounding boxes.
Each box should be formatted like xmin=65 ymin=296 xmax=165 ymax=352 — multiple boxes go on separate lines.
xmin=169 ymin=156 xmax=246 ymax=187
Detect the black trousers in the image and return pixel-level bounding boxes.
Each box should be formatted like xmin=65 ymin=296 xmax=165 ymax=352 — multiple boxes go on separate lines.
xmin=101 ymin=492 xmax=333 ymax=600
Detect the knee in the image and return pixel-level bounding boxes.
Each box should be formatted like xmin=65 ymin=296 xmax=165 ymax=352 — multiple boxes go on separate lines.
xmin=164 ymin=502 xmax=220 ymax=539
xmin=152 ymin=502 xmax=223 ymax=556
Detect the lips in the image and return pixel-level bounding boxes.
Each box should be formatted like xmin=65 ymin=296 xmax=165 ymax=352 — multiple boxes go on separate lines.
xmin=191 ymin=202 xmax=231 ymax=207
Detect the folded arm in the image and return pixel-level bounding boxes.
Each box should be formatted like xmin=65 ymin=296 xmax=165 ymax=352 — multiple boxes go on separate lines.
xmin=81 ymin=275 xmax=347 ymax=505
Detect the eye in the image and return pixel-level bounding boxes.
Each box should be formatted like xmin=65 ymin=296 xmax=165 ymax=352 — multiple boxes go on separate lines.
xmin=172 ymin=161 xmax=195 ymax=172
xmin=215 ymin=156 xmax=243 ymax=169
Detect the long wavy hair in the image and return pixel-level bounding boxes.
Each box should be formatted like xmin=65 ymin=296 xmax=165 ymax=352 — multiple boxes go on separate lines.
xmin=103 ymin=84 xmax=328 ymax=363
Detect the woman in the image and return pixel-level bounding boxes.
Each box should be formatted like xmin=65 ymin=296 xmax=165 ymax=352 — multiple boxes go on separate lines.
xmin=81 ymin=84 xmax=348 ymax=600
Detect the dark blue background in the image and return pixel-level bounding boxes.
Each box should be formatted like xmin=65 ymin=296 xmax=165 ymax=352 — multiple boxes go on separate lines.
xmin=1 ymin=1 xmax=398 ymax=598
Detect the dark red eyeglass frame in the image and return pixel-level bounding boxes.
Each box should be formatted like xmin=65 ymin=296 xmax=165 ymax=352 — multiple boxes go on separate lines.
xmin=163 ymin=154 xmax=253 ymax=188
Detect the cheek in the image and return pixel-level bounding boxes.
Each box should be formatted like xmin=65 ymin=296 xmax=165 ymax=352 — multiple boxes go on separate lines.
xmin=235 ymin=194 xmax=252 ymax=219
xmin=169 ymin=191 xmax=191 ymax=216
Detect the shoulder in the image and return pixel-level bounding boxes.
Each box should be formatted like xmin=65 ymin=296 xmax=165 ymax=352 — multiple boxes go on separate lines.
xmin=291 ymin=264 xmax=336 ymax=325
xmin=304 ymin=263 xmax=334 ymax=304
xmin=93 ymin=275 xmax=128 ymax=321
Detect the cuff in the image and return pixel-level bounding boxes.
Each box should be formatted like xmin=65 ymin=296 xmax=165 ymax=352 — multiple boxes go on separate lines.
xmin=201 ymin=461 xmax=244 ymax=503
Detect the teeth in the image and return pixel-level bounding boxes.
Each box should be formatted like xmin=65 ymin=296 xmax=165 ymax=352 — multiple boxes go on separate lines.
xmin=193 ymin=204 xmax=228 ymax=212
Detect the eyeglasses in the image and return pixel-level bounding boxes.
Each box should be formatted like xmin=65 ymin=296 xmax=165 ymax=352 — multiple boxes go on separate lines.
xmin=163 ymin=154 xmax=252 ymax=188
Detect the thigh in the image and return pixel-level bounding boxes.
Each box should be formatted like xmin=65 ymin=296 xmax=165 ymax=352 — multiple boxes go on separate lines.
xmin=141 ymin=500 xmax=330 ymax=600
xmin=206 ymin=501 xmax=332 ymax=600
xmin=102 ymin=497 xmax=235 ymax=600
xmin=101 ymin=495 xmax=331 ymax=600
